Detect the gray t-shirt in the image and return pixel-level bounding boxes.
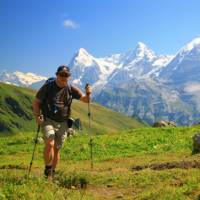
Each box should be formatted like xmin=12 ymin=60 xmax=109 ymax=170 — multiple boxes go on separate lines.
xmin=36 ymin=81 xmax=82 ymax=122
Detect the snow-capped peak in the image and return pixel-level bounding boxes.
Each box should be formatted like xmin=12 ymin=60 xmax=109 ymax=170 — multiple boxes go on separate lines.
xmin=135 ymin=42 xmax=156 ymax=61
xmin=171 ymin=36 xmax=200 ymax=65
xmin=77 ymin=48 xmax=91 ymax=57
xmin=181 ymin=36 xmax=200 ymax=52
xmin=0 ymin=70 xmax=47 ymax=87
xmin=14 ymin=71 xmax=47 ymax=85
xmin=74 ymin=48 xmax=95 ymax=66
xmin=136 ymin=41 xmax=148 ymax=49
xmin=176 ymin=36 xmax=200 ymax=59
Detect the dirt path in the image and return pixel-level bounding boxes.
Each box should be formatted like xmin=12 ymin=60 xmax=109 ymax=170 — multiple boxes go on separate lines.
xmin=131 ymin=160 xmax=200 ymax=171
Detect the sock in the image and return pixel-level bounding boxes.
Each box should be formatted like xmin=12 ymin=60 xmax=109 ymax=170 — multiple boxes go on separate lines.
xmin=45 ymin=165 xmax=52 ymax=169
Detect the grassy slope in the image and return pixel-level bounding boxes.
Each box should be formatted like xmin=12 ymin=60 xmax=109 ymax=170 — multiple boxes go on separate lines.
xmin=0 ymin=83 xmax=35 ymax=133
xmin=1 ymin=126 xmax=200 ymax=199
xmin=71 ymin=100 xmax=145 ymax=135
xmin=0 ymin=82 xmax=145 ymax=134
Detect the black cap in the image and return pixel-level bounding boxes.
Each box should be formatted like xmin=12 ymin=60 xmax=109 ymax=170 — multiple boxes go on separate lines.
xmin=56 ymin=65 xmax=71 ymax=76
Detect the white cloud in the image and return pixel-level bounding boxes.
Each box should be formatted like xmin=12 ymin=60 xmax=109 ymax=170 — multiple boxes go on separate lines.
xmin=184 ymin=82 xmax=200 ymax=93
xmin=63 ymin=19 xmax=79 ymax=29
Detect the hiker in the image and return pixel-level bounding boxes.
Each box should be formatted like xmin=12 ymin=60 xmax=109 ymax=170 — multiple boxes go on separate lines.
xmin=32 ymin=65 xmax=92 ymax=178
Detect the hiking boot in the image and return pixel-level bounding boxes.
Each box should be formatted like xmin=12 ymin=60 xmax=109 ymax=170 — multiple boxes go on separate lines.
xmin=44 ymin=166 xmax=52 ymax=178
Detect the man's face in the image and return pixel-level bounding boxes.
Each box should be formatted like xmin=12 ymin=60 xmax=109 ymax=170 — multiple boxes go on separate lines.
xmin=56 ymin=72 xmax=70 ymax=86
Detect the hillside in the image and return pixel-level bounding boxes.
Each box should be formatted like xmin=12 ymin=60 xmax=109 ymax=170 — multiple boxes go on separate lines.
xmin=0 ymin=83 xmax=35 ymax=133
xmin=0 ymin=82 xmax=145 ymax=134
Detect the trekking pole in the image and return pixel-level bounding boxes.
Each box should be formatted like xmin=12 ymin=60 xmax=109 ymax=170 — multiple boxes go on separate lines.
xmin=85 ymin=83 xmax=93 ymax=170
xmin=89 ymin=138 xmax=93 ymax=169
xmin=85 ymin=83 xmax=91 ymax=128
xmin=27 ymin=124 xmax=40 ymax=179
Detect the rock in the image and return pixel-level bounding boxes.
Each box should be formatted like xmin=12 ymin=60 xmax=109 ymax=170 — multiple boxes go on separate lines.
xmin=167 ymin=121 xmax=177 ymax=127
xmin=67 ymin=128 xmax=76 ymax=137
xmin=107 ymin=184 xmax=113 ymax=187
xmin=71 ymin=186 xmax=76 ymax=189
xmin=191 ymin=122 xmax=200 ymax=126
xmin=192 ymin=133 xmax=200 ymax=154
xmin=116 ymin=194 xmax=124 ymax=199
xmin=153 ymin=120 xmax=177 ymax=127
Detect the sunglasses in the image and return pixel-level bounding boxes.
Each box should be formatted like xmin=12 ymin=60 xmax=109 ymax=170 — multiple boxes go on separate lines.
xmin=58 ymin=73 xmax=70 ymax=77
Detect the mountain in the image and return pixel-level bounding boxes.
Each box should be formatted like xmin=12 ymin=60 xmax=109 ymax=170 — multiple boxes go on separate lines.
xmin=94 ymin=36 xmax=200 ymax=125
xmin=105 ymin=42 xmax=173 ymax=86
xmin=69 ymin=48 xmax=121 ymax=94
xmin=94 ymin=78 xmax=197 ymax=125
xmin=160 ymin=36 xmax=200 ymax=83
xmin=69 ymin=44 xmax=173 ymax=95
xmin=0 ymin=70 xmax=47 ymax=88
xmin=0 ymin=83 xmax=145 ymax=134
xmin=158 ymin=36 xmax=200 ymax=124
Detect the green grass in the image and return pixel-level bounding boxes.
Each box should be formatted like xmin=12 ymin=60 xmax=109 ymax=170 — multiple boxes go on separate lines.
xmin=1 ymin=126 xmax=200 ymax=199
xmin=0 ymin=126 xmax=195 ymax=162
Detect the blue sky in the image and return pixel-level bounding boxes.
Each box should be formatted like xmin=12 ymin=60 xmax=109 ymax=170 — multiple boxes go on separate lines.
xmin=1 ymin=0 xmax=200 ymax=76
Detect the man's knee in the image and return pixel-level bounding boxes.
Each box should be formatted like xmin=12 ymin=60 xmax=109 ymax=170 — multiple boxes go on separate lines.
xmin=45 ymin=139 xmax=54 ymax=149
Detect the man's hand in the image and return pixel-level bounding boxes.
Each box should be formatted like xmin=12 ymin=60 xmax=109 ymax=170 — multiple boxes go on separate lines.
xmin=85 ymin=84 xmax=92 ymax=96
xmin=33 ymin=98 xmax=43 ymax=124
xmin=36 ymin=115 xmax=44 ymax=125
xmin=80 ymin=84 xmax=92 ymax=103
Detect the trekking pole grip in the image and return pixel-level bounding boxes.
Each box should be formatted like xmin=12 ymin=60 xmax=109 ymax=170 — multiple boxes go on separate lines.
xmin=85 ymin=83 xmax=91 ymax=96
xmin=85 ymin=83 xmax=90 ymax=91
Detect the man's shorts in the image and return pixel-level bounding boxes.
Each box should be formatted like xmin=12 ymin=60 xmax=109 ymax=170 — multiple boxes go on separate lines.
xmin=41 ymin=118 xmax=68 ymax=149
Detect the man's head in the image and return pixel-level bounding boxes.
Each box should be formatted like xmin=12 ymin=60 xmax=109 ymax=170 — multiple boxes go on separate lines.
xmin=56 ymin=65 xmax=71 ymax=76
xmin=56 ymin=65 xmax=71 ymax=87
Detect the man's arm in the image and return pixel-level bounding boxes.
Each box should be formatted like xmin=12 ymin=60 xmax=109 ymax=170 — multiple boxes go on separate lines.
xmin=71 ymin=84 xmax=92 ymax=103
xmin=32 ymin=98 xmax=43 ymax=124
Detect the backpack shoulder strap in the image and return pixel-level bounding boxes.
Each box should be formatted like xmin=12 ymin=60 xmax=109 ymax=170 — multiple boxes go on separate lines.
xmin=42 ymin=78 xmax=56 ymax=101
xmin=67 ymin=83 xmax=72 ymax=94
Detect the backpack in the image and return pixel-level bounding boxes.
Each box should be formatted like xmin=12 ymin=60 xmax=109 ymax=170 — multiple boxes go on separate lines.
xmin=45 ymin=77 xmax=56 ymax=85
xmin=41 ymin=77 xmax=73 ymax=122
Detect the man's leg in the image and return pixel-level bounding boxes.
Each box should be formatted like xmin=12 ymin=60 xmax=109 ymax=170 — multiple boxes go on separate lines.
xmin=52 ymin=145 xmax=60 ymax=171
xmin=43 ymin=139 xmax=55 ymax=177
xmin=51 ymin=120 xmax=68 ymax=176
xmin=44 ymin=139 xmax=54 ymax=166
xmin=41 ymin=118 xmax=56 ymax=178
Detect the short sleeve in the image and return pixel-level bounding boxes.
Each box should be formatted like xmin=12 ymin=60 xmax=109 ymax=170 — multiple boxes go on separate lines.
xmin=71 ymin=85 xmax=83 ymax=100
xmin=36 ymin=84 xmax=48 ymax=102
